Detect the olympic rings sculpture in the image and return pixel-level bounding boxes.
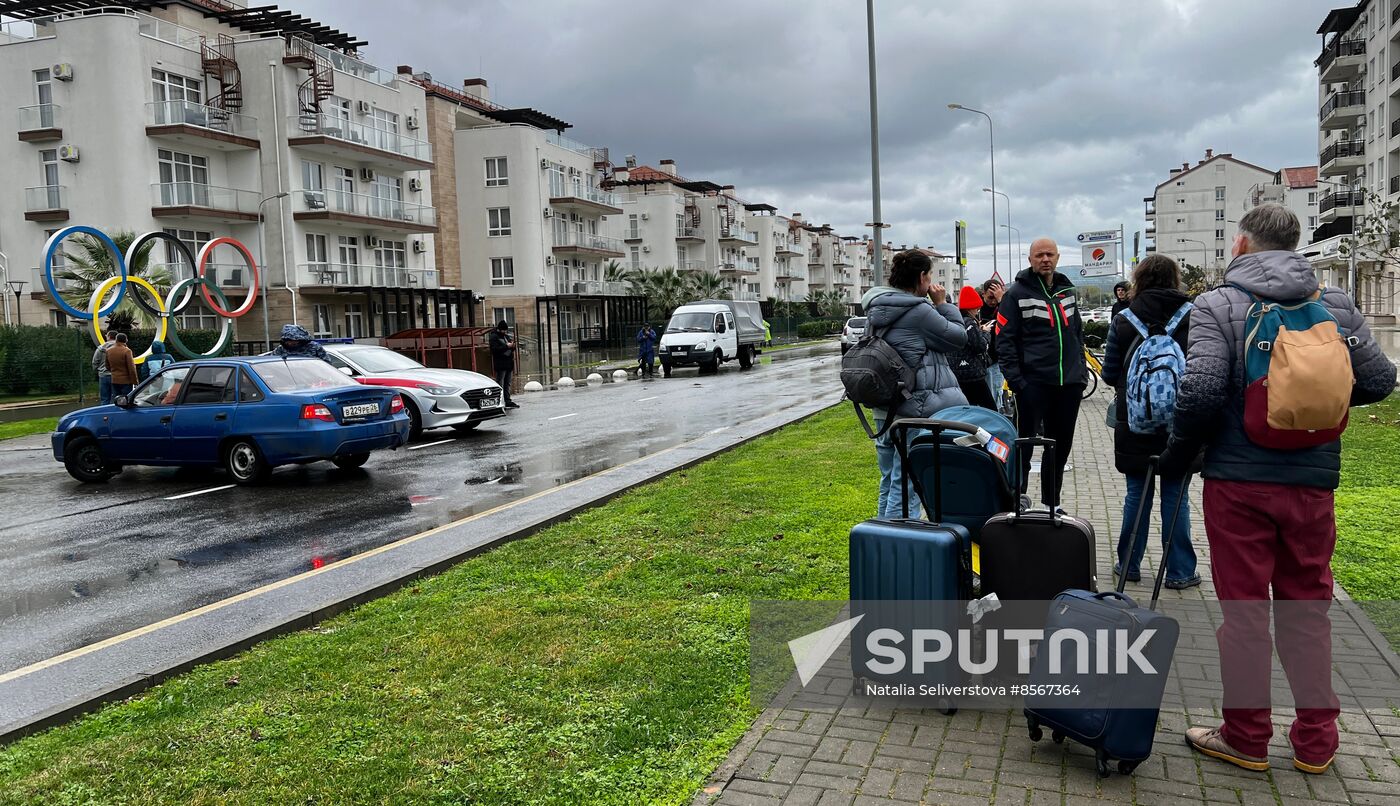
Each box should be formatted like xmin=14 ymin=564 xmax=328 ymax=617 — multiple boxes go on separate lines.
xmin=40 ymin=225 xmax=261 ymax=362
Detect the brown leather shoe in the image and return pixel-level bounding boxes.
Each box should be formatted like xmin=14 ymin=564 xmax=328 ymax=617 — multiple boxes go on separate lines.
xmin=1185 ymin=727 xmax=1269 ymax=771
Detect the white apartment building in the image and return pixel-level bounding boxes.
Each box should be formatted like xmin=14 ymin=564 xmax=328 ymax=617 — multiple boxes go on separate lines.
xmin=1143 ymin=149 xmax=1274 ymax=282
xmin=0 ymin=1 xmax=456 ymax=341
xmin=1248 ymin=166 xmax=1320 ymax=236
xmin=1312 ymin=0 xmax=1400 ymax=322
xmin=745 ymin=205 xmax=807 ymax=301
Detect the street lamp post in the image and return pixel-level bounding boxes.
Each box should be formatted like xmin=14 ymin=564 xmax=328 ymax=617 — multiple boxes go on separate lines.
xmin=7 ymin=280 xmax=27 ymax=325
xmin=985 ymin=187 xmax=1012 ymax=276
xmin=1178 ymin=238 xmax=1208 ymax=282
xmin=258 ymin=191 xmax=290 ymax=350
xmin=1000 ymin=224 xmax=1021 ymax=271
xmin=948 ymin=103 xmax=997 ymax=280
xmin=864 ymin=0 xmax=886 ymax=286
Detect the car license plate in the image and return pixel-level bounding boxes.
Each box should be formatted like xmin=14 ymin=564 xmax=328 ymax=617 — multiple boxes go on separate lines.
xmin=481 ymin=396 xmax=500 ymax=408
xmin=343 ymin=403 xmax=380 ymax=418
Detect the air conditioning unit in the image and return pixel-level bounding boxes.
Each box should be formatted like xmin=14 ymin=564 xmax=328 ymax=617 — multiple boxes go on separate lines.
xmin=51 ymin=63 xmax=74 ymax=81
xmin=545 ymin=256 xmax=555 ymax=265
xmin=640 ymin=213 xmax=649 ymax=220
xmin=412 ymin=239 xmax=425 ymax=253
xmin=58 ymin=144 xmax=79 ymax=162
xmin=359 ymin=168 xmax=376 ymax=182
xmin=408 ymin=177 xmax=423 ymax=192
xmin=540 ymin=158 xmax=550 ymax=169
xmin=642 ymin=246 xmax=651 ymax=253
xmin=405 ymin=114 xmax=419 ymax=130
xmin=542 ymin=207 xmax=554 ymax=218
xmin=365 ymin=235 xmax=382 ymax=248
xmin=356 ymin=100 xmax=372 ymax=115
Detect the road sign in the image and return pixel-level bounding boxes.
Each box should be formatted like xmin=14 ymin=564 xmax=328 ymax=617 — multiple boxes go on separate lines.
xmin=1082 ymin=242 xmax=1117 ymax=276
xmin=954 ymin=220 xmax=967 ymax=267
xmin=1077 ymin=230 xmax=1117 ymax=243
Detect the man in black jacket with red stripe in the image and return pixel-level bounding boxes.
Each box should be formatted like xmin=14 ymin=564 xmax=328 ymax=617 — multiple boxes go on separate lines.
xmin=997 ymin=238 xmax=1086 ymax=506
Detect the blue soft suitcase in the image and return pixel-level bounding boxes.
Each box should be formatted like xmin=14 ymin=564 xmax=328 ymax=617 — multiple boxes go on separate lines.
xmin=1022 ymin=458 xmax=1185 ymax=777
xmin=904 ymin=409 xmax=1019 ymax=545
xmin=849 ymin=421 xmax=973 ymax=711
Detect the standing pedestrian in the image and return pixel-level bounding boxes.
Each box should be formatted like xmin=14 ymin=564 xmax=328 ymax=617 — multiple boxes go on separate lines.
xmin=92 ymin=333 xmax=116 ymax=405
xmin=272 ymin=324 xmax=328 ymax=360
xmin=951 ymin=285 xmax=996 ymax=410
xmin=1162 ymin=203 xmax=1395 ymax=775
xmin=637 ymin=322 xmax=658 ymax=377
xmin=488 ymin=321 xmax=519 ymax=409
xmin=979 ymin=277 xmax=1005 ymax=403
xmin=1111 ymin=281 xmax=1131 ymax=317
xmin=861 ymin=250 xmax=969 ymax=518
xmin=997 ymin=238 xmax=1086 ymax=509
xmin=138 ymin=339 xmax=174 ymax=383
xmin=106 ymin=332 xmax=139 ymax=401
xmin=1099 ymin=255 xmax=1200 ymax=589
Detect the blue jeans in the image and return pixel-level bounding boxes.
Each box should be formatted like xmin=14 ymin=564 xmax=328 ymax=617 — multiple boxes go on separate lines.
xmin=986 ymin=364 xmax=1005 ymax=403
xmin=99 ymin=375 xmax=113 ymax=405
xmin=875 ymin=423 xmax=928 ymax=519
xmin=1117 ymin=474 xmax=1198 ymax=582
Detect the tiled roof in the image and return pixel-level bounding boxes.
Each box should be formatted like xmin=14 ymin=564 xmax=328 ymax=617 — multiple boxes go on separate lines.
xmin=1281 ymin=166 xmax=1319 ymax=189
xmin=625 ymin=166 xmax=685 ymax=183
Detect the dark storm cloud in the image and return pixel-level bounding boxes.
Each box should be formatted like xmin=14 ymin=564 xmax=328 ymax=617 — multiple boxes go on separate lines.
xmin=297 ymin=0 xmax=1325 ymax=280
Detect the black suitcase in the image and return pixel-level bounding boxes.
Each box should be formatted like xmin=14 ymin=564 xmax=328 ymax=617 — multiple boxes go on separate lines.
xmin=849 ymin=421 xmax=974 ymax=710
xmin=1022 ymin=458 xmax=1186 ymax=777
xmin=978 ymin=436 xmax=1097 ymax=603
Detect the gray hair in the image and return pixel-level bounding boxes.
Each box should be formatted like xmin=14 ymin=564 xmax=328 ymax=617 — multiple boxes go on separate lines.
xmin=1238 ymin=203 xmax=1301 ymax=252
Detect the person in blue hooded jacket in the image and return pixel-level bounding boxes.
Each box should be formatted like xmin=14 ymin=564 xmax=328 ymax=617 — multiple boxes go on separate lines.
xmin=273 ymin=324 xmax=328 ymax=360
xmin=138 ymin=339 xmax=175 ymax=382
xmin=861 ymin=249 xmax=969 ymax=518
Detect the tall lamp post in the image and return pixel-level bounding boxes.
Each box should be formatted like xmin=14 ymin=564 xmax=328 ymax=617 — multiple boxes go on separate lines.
xmin=258 ymin=191 xmax=290 ymax=350
xmin=1178 ymin=238 xmax=1208 ymax=282
xmin=948 ymin=103 xmax=997 ymax=280
xmin=1000 ymin=223 xmax=1022 ymax=270
xmin=864 ymin=0 xmax=886 ymax=286
xmin=7 ymin=280 xmax=27 ymax=325
xmin=985 ymin=187 xmax=1012 ymax=277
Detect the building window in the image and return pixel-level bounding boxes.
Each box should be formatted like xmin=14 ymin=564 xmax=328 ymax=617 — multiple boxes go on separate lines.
xmin=1215 ymin=248 xmax=1225 ymax=260
xmin=1176 ymin=198 xmax=1185 ymax=204
xmin=302 ymin=160 xmax=324 ymax=193
xmin=306 ymin=233 xmax=329 ymax=275
xmin=1215 ymin=228 xmax=1225 ymax=240
xmin=344 ymin=304 xmax=364 ymax=338
xmin=38 ymin=149 xmax=60 ymax=208
xmin=157 ymin=149 xmax=209 ymax=205
xmin=559 ymin=308 xmax=575 ymax=342
xmin=630 ymin=245 xmax=641 ymax=269
xmin=627 ymin=213 xmax=639 ymax=239
xmin=490 ymin=257 xmax=514 ymax=286
xmin=1309 ymin=215 xmax=1318 ymax=229
xmin=1215 ymin=186 xmax=1226 ymax=203
xmin=487 ymin=207 xmax=511 ymax=236
xmin=337 ymin=235 xmax=359 ymax=271
xmin=332 ymin=166 xmax=355 ymax=211
xmin=1215 ymin=209 xmax=1225 ymax=221
xmin=1308 ymin=191 xmax=1317 ymax=205
xmin=484 ymin=157 xmax=508 ymax=187
xmin=51 ymin=310 xmax=68 ymax=328
xmin=491 ymin=307 xmax=515 ymax=329
xmin=33 ymin=69 xmax=53 ymax=128
xmin=312 ymin=304 xmax=333 ymax=339
xmin=151 ymin=69 xmax=201 ymax=108
xmin=1176 ymin=180 xmax=1184 ymax=186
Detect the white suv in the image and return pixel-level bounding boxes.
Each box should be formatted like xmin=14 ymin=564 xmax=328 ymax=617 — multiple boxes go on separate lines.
xmin=840 ymin=317 xmax=868 ymax=354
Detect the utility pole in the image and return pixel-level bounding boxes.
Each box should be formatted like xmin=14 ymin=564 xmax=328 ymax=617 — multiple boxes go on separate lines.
xmin=864 ymin=0 xmax=885 ymax=286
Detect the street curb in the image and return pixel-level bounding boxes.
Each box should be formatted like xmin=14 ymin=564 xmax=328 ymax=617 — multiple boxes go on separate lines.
xmin=0 ymin=392 xmax=844 ymax=745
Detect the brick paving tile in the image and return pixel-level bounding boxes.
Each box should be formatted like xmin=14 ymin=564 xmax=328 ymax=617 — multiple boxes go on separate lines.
xmin=693 ymin=397 xmax=1400 ymax=806
xmin=716 ymin=789 xmax=785 ymax=806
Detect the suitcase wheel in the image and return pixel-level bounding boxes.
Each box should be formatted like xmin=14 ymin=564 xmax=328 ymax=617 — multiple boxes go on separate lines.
xmin=938 ymin=698 xmax=956 ymax=716
xmin=1117 ymin=760 xmax=1139 ymax=775
xmin=1051 ymin=730 xmax=1065 ymax=745
xmin=1095 ymin=750 xmax=1111 ymax=778
xmin=1026 ymin=717 xmax=1043 ymax=743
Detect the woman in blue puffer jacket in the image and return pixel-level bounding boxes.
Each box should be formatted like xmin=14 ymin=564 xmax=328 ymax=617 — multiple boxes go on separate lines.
xmin=862 ymin=250 xmax=969 ymax=517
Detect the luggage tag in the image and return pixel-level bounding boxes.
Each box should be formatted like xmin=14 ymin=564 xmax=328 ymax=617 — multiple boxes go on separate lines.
xmin=953 ymin=428 xmax=1011 ymax=464
xmin=966 ymin=592 xmax=1002 ymax=624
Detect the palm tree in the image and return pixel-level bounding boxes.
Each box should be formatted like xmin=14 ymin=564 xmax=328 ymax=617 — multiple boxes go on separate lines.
xmin=686 ymin=271 xmax=730 ymax=301
xmin=56 ymin=231 xmax=170 ymax=329
xmin=603 ymin=260 xmax=631 ymax=283
xmin=806 ymin=289 xmax=845 ymax=319
xmin=627 ymin=267 xmax=691 ymax=322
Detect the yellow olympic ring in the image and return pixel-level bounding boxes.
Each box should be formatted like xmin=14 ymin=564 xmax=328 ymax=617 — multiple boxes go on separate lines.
xmin=88 ymin=275 xmax=169 ymax=365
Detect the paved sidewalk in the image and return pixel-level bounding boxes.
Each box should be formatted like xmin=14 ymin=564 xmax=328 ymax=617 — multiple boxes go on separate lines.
xmin=695 ymin=390 xmax=1400 ymax=806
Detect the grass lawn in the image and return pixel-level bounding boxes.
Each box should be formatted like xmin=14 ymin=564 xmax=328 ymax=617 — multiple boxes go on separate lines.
xmin=0 ymin=405 xmax=875 ymax=806
xmin=764 ymin=337 xmax=837 ymax=352
xmin=1334 ymin=395 xmax=1400 ymax=647
xmin=0 ymin=417 xmax=58 ymax=441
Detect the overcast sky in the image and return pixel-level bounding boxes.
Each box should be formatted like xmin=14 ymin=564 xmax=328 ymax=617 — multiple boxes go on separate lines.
xmin=297 ymin=0 xmax=1327 ymax=284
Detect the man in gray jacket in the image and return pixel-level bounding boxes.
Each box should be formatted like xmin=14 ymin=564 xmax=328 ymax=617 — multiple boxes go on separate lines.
xmin=1162 ymin=204 xmax=1395 ymax=775
xmin=92 ymin=335 xmax=115 ymax=405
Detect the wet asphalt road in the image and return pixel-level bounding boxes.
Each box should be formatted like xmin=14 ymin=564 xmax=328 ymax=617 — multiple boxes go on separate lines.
xmin=0 ymin=345 xmax=841 ymax=674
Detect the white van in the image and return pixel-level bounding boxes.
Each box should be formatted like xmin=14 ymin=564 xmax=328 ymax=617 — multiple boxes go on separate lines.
xmin=658 ymin=300 xmax=766 ymax=377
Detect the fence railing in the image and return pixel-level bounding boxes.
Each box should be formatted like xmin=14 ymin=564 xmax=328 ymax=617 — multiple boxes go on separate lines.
xmin=24 ymin=185 xmax=66 ymax=211
xmin=552 ymin=230 xmax=624 ymax=253
xmin=290 ymin=112 xmax=432 ymax=162
xmin=17 ymin=103 xmax=59 ymax=131
xmin=295 ymin=263 xmax=440 ymax=289
xmin=151 ymin=182 xmax=261 ymax=214
xmin=295 ymin=188 xmax=437 ymax=227
xmin=147 ymin=100 xmax=257 ymax=139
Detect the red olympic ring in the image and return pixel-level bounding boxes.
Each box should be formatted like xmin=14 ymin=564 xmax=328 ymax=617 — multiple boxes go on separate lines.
xmin=196 ymin=237 xmax=260 ymax=317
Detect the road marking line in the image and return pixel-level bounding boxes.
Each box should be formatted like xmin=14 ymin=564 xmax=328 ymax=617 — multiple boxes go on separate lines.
xmin=548 ymin=412 xmax=578 ymax=421
xmin=636 ymin=396 xmax=658 ymax=402
xmin=408 ymin=438 xmax=454 ymax=451
xmin=164 ymin=485 xmax=235 ymax=501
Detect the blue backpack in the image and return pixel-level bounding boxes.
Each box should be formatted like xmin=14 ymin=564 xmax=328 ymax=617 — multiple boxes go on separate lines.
xmin=1121 ymin=304 xmax=1192 ymax=435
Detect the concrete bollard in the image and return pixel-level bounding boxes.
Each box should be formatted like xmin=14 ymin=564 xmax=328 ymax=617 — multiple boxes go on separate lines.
xmin=586 ymin=373 xmax=604 ymax=384
xmin=557 ymin=376 xmax=576 ymax=388
xmin=523 ymin=381 xmax=544 ymax=393
xmin=612 ymin=369 xmax=629 ymax=382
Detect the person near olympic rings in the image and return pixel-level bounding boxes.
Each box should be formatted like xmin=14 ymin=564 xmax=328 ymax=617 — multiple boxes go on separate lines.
xmin=273 ymin=323 xmax=328 ymax=360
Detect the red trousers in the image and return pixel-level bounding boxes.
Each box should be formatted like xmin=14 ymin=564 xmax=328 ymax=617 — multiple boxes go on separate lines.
xmin=1203 ymin=479 xmax=1340 ymax=764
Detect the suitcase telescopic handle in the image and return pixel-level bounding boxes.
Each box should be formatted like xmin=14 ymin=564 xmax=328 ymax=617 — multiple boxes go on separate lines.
xmin=892 ymin=419 xmax=943 ymax=522
xmin=1012 ymin=436 xmax=1059 ymax=522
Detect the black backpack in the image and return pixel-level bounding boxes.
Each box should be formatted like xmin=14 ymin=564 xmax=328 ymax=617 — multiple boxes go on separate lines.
xmin=950 ymin=318 xmax=988 ymax=384
xmin=840 ymin=306 xmax=919 ymax=438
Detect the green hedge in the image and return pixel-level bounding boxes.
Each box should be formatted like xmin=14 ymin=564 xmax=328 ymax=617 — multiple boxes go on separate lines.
xmin=796 ymin=319 xmax=845 ymax=338
xmin=0 ymin=325 xmax=228 ymax=397
xmin=1082 ymin=320 xmax=1109 ymax=346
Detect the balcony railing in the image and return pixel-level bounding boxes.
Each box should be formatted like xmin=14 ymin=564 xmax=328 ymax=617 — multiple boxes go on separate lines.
xmin=569 ymin=280 xmax=630 ymax=296
xmin=148 ymin=261 xmax=249 ymax=288
xmin=719 ymin=228 xmax=759 ymax=244
xmin=547 ymin=177 xmax=620 ymax=207
xmin=552 ymin=230 xmax=624 ymax=253
xmin=289 ymin=112 xmax=432 ymax=162
xmin=1144 ymin=203 xmax=1155 ymax=216
xmin=730 ymin=290 xmax=760 ymax=301
xmin=775 ymin=266 xmax=807 ymax=281
xmin=1319 ymin=190 xmax=1361 ymax=213
xmin=676 ymin=226 xmax=704 ymax=240
xmin=1320 ymin=139 xmax=1365 ymax=164
xmin=147 ymin=100 xmax=257 ymax=139
xmin=678 ymin=260 xmax=708 ymax=272
xmin=17 ymin=103 xmax=58 ymax=131
xmin=1320 ymin=90 xmax=1365 ymax=119
xmin=296 ymin=189 xmax=437 ymax=227
xmin=296 ymin=263 xmax=439 ymax=289
xmin=24 ymin=185 xmax=66 ymax=211
xmin=151 ymin=182 xmax=260 ymax=214
xmin=1317 ymin=38 xmax=1364 ymax=73
xmin=30 ymin=265 xmax=71 ymax=293
xmin=544 ymin=130 xmax=596 ymax=156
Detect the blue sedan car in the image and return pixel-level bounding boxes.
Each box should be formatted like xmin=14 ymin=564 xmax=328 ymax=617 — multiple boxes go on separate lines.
xmin=52 ymin=356 xmax=411 ymax=484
